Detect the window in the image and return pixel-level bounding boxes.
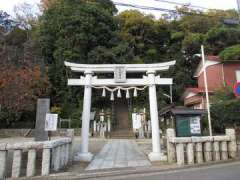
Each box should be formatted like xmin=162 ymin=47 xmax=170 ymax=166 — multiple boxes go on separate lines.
xmin=236 ymin=70 xmax=240 ymax=82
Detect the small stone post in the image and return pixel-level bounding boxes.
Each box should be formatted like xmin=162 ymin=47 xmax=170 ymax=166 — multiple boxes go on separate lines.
xmin=176 ymin=143 xmax=184 ymax=165
xmin=63 ymin=144 xmax=68 ymax=166
xmin=12 ymin=150 xmax=22 ymax=178
xmin=107 ymin=117 xmax=111 ymax=133
xmin=220 ymin=141 xmax=228 ymax=160
xmin=0 ymin=149 xmax=7 ymax=179
xmin=187 ymin=143 xmax=194 ymax=165
xmin=53 ymin=146 xmax=61 ymax=171
xmin=204 ymin=141 xmax=213 ymax=162
xmin=93 ymin=121 xmax=97 ymax=135
xmin=42 ymin=148 xmax=51 ymax=176
xmin=195 ymin=143 xmax=203 ymax=164
xmin=26 ymin=149 xmax=37 ymax=177
xmin=166 ymin=129 xmax=176 ymax=163
xmin=66 ymin=129 xmax=74 ymax=164
xmin=65 ymin=143 xmax=70 ymax=165
xmin=213 ymin=141 xmax=220 ymax=161
xmin=226 ymin=129 xmax=237 ymax=159
xmin=58 ymin=145 xmax=63 ymax=168
xmin=147 ymin=120 xmax=151 ymax=138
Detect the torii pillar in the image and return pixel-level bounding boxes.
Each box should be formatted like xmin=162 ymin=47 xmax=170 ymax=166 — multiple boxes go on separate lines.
xmin=74 ymin=70 xmax=93 ymax=161
xmin=147 ymin=71 xmax=166 ymax=161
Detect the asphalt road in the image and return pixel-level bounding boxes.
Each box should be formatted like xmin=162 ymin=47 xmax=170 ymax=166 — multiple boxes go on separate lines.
xmin=113 ymin=161 xmax=240 ymax=180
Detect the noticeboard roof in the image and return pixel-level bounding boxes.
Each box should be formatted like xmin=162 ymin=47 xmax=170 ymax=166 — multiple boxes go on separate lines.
xmin=159 ymin=105 xmax=207 ymax=116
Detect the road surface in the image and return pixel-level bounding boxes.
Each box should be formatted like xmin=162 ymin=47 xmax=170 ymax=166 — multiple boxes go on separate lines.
xmin=111 ymin=161 xmax=240 ymax=180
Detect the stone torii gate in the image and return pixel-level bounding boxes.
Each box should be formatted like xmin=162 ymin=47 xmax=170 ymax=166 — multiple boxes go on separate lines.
xmin=65 ymin=61 xmax=176 ymax=162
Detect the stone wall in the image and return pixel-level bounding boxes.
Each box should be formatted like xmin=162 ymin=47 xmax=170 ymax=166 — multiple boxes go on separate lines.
xmin=0 ymin=129 xmax=81 ymax=137
xmin=0 ymin=136 xmax=73 ymax=179
xmin=166 ymin=128 xmax=238 ymax=166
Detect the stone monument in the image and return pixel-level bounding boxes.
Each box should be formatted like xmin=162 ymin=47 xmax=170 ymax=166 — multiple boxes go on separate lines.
xmin=34 ymin=98 xmax=50 ymax=141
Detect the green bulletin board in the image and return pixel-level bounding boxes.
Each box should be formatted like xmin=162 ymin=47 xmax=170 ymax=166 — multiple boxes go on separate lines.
xmin=176 ymin=115 xmax=201 ymax=137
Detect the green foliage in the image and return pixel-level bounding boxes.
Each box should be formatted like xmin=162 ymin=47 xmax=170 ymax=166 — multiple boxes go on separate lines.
xmin=182 ymin=33 xmax=205 ymax=54
xmin=211 ymin=87 xmax=240 ymax=132
xmin=38 ymin=0 xmax=119 ymax=121
xmin=219 ymin=44 xmax=240 ymax=60
xmin=206 ymin=27 xmax=240 ymax=54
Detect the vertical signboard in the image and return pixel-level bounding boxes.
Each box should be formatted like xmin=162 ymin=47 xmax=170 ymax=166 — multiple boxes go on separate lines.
xmin=114 ymin=66 xmax=126 ymax=83
xmin=45 ymin=113 xmax=58 ymax=131
xmin=190 ymin=116 xmax=201 ymax=134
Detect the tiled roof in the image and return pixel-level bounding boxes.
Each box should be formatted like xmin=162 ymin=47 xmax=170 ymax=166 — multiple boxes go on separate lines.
xmin=185 ymin=87 xmax=206 ymax=94
xmin=181 ymin=87 xmax=214 ymax=100
xmin=206 ymin=55 xmax=221 ymax=62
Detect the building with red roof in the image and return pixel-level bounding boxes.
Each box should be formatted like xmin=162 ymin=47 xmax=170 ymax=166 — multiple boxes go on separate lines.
xmin=182 ymin=55 xmax=240 ymax=109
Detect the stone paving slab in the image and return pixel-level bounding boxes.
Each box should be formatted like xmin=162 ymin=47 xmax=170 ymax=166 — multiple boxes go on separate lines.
xmin=86 ymin=140 xmax=151 ymax=170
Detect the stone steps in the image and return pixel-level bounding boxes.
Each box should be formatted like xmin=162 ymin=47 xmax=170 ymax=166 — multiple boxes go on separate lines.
xmin=110 ymin=129 xmax=135 ymax=139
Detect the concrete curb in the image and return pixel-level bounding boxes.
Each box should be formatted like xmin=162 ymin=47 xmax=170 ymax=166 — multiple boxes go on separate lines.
xmin=28 ymin=159 xmax=240 ymax=180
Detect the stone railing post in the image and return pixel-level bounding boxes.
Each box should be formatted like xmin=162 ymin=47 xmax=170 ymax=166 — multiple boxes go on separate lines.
xmin=68 ymin=141 xmax=73 ymax=165
xmin=65 ymin=143 xmax=70 ymax=165
xmin=226 ymin=129 xmax=237 ymax=159
xmin=53 ymin=145 xmax=61 ymax=171
xmin=213 ymin=141 xmax=220 ymax=161
xmin=166 ymin=129 xmax=176 ymax=163
xmin=26 ymin=149 xmax=37 ymax=177
xmin=203 ymin=137 xmax=213 ymax=162
xmin=42 ymin=147 xmax=51 ymax=176
xmin=220 ymin=141 xmax=228 ymax=160
xmin=66 ymin=129 xmax=74 ymax=164
xmin=63 ymin=144 xmax=68 ymax=166
xmin=176 ymin=143 xmax=184 ymax=165
xmin=0 ymin=143 xmax=7 ymax=179
xmin=12 ymin=149 xmax=22 ymax=178
xmin=60 ymin=145 xmax=65 ymax=168
xmin=192 ymin=137 xmax=203 ymax=164
xmin=187 ymin=142 xmax=194 ymax=165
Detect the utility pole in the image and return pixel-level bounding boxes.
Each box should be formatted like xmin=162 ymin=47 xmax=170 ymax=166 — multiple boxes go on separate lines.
xmin=201 ymin=45 xmax=212 ymax=137
xmin=237 ymin=0 xmax=240 ymax=12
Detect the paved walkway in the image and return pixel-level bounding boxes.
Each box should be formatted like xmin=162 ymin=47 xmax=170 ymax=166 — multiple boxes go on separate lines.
xmin=86 ymin=140 xmax=151 ymax=170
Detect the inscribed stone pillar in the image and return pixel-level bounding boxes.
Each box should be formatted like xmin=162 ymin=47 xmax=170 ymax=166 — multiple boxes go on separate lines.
xmin=34 ymin=98 xmax=50 ymax=141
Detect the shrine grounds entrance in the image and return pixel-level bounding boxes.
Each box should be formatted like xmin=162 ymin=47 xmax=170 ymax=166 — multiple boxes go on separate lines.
xmin=65 ymin=61 xmax=175 ymax=162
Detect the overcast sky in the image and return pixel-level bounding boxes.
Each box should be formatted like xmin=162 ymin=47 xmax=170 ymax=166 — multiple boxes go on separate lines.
xmin=0 ymin=0 xmax=238 ymax=18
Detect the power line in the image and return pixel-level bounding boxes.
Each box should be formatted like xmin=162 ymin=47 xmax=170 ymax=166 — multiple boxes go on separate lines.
xmin=154 ymin=0 xmax=209 ymax=10
xmin=114 ymin=2 xmax=177 ymax=14
xmin=113 ymin=1 xmax=240 ymax=22
xmin=113 ymin=2 xmax=215 ymax=18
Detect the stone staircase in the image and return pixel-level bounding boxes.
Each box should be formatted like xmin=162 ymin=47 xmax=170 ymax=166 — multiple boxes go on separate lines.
xmin=110 ymin=129 xmax=135 ymax=139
